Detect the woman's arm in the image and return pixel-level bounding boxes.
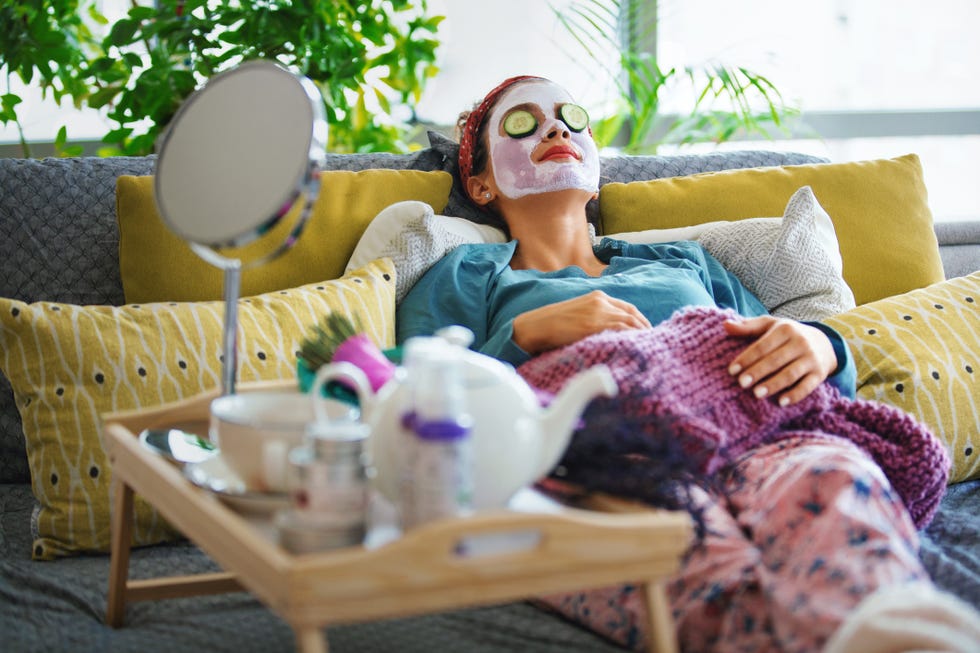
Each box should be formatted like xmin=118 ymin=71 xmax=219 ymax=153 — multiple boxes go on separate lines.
xmin=512 ymin=290 xmax=651 ymax=355
xmin=675 ymin=241 xmax=857 ymax=403
xmin=723 ymin=316 xmax=856 ymax=405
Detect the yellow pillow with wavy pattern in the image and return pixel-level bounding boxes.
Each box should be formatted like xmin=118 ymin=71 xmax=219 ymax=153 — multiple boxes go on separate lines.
xmin=0 ymin=258 xmax=395 ymax=559
xmin=824 ymin=272 xmax=980 ymax=483
xmin=118 ymin=169 xmax=451 ymax=303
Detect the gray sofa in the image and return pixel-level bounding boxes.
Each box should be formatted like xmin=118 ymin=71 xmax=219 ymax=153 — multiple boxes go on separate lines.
xmin=1 ymin=136 xmax=978 ymax=652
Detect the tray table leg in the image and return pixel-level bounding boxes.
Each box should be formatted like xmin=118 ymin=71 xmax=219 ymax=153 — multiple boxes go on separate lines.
xmin=644 ymin=580 xmax=678 ymax=653
xmin=294 ymin=625 xmax=329 ymax=653
xmin=107 ymin=477 xmax=135 ymax=627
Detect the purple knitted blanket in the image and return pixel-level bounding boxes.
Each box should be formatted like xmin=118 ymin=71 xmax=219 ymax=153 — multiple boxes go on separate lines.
xmin=518 ymin=306 xmax=950 ymax=528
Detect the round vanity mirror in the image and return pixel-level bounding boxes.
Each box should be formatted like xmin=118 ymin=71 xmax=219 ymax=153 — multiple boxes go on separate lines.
xmin=154 ymin=60 xmax=328 ymax=394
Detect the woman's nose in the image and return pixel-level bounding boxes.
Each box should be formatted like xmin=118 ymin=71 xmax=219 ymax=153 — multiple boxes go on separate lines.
xmin=542 ymin=118 xmax=571 ymax=140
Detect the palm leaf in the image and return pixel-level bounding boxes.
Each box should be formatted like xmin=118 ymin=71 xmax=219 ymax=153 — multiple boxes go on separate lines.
xmin=552 ymin=0 xmax=797 ymax=153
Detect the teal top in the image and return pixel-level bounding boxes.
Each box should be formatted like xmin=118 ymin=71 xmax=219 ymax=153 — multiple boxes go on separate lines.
xmin=397 ymin=238 xmax=856 ymax=397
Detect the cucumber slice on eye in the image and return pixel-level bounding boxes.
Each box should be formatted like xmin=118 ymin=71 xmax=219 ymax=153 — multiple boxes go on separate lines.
xmin=503 ymin=110 xmax=537 ymax=138
xmin=559 ymin=104 xmax=589 ymax=132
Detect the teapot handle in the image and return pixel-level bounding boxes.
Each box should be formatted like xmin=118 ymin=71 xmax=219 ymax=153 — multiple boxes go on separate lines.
xmin=311 ymin=362 xmax=374 ymax=424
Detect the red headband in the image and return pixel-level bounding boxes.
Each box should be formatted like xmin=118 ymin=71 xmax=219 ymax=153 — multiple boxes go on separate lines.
xmin=457 ymin=75 xmax=542 ymax=190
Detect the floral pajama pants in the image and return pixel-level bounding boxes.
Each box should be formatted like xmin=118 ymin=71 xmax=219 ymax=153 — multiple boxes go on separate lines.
xmin=537 ymin=434 xmax=930 ymax=653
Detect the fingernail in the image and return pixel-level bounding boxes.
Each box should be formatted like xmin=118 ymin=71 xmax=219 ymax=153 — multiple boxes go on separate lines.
xmin=779 ymin=396 xmax=791 ymax=407
xmin=739 ymin=375 xmax=753 ymax=389
xmin=729 ymin=364 xmax=742 ymax=376
xmin=754 ymin=386 xmax=768 ymax=399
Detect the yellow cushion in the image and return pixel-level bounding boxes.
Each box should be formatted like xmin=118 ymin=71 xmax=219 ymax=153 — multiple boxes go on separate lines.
xmin=824 ymin=271 xmax=980 ymax=484
xmin=0 ymin=258 xmax=396 ymax=559
xmin=598 ymin=154 xmax=945 ymax=306
xmin=118 ymin=169 xmax=451 ymax=303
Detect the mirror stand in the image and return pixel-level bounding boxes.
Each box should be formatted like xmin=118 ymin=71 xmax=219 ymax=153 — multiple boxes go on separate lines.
xmin=221 ymin=261 xmax=243 ymax=395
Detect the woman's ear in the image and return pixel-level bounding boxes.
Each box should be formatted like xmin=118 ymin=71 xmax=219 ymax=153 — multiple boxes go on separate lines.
xmin=466 ymin=175 xmax=494 ymax=206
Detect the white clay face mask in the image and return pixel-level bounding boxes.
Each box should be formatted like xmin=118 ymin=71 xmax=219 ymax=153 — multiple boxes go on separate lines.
xmin=487 ymin=80 xmax=600 ymax=200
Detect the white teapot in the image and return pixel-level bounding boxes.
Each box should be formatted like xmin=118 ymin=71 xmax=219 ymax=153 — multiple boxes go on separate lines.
xmin=311 ymin=332 xmax=617 ymax=510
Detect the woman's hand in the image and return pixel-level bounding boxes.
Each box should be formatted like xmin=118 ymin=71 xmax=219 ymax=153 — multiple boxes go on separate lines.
xmin=512 ymin=290 xmax=651 ymax=354
xmin=724 ymin=316 xmax=838 ymax=406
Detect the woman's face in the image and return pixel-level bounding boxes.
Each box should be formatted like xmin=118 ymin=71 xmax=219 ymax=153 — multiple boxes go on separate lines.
xmin=486 ymin=80 xmax=600 ymax=200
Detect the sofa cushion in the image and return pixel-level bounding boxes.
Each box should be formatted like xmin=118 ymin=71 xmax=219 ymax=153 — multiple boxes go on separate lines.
xmin=346 ymin=201 xmax=509 ymax=302
xmin=935 ymin=221 xmax=980 ymax=279
xmin=0 ymin=258 xmax=395 ymax=559
xmin=598 ymin=154 xmax=946 ymax=306
xmin=117 ymin=170 xmax=451 ymax=303
xmin=824 ymin=271 xmax=980 ymax=484
xmin=0 ymin=156 xmax=157 ymax=484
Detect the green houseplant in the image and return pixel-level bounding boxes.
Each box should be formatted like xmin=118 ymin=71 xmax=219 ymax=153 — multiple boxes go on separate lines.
xmin=0 ymin=0 xmax=442 ymax=157
xmin=555 ymin=0 xmax=798 ymax=153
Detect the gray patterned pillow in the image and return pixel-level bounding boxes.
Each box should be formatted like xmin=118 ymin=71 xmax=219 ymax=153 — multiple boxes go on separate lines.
xmin=695 ymin=186 xmax=856 ymax=320
xmin=607 ymin=186 xmax=856 ymax=320
xmin=346 ymin=201 xmax=506 ymax=302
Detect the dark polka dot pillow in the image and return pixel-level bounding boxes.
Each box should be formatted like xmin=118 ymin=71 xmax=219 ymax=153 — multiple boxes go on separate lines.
xmin=826 ymin=271 xmax=980 ymax=483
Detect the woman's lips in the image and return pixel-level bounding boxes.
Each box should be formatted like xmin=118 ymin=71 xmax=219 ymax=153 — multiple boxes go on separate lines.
xmin=540 ymin=145 xmax=580 ymax=162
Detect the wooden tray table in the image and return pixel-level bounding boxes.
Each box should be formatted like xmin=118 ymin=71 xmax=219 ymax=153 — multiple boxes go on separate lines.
xmin=102 ymin=381 xmax=693 ymax=653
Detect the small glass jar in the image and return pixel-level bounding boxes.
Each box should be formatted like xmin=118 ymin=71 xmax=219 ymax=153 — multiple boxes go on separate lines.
xmin=279 ymin=420 xmax=371 ymax=553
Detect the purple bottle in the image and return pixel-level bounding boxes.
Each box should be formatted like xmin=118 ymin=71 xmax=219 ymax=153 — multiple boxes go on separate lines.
xmin=398 ymin=333 xmax=474 ymax=530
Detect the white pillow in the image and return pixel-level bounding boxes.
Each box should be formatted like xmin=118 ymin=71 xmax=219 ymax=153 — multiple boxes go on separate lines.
xmin=347 ymin=186 xmax=855 ymax=320
xmin=346 ymin=200 xmax=506 ymax=302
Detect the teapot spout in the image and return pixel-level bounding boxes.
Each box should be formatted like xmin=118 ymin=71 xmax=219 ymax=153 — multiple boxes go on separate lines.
xmin=536 ymin=365 xmax=618 ymax=479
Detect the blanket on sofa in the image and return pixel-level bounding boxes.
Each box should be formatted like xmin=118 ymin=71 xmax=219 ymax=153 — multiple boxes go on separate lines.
xmin=519 ymin=306 xmax=950 ymax=529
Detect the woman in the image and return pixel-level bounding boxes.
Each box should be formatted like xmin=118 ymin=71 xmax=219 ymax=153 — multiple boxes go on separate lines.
xmin=396 ymin=76 xmax=952 ymax=652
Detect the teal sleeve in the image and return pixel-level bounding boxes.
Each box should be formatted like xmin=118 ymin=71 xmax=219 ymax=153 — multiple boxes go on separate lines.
xmin=806 ymin=321 xmax=857 ymax=398
xmin=397 ymin=244 xmax=521 ymax=362
xmin=396 ymin=247 xmax=491 ymax=346
xmin=481 ymin=320 xmax=531 ymax=366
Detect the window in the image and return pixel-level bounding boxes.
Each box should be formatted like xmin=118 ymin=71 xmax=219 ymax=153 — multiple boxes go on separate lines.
xmin=413 ymin=0 xmax=612 ymax=125
xmin=649 ymin=0 xmax=980 ymax=222
xmin=4 ymin=1 xmax=978 ymax=221
xmin=417 ymin=0 xmax=980 ymax=222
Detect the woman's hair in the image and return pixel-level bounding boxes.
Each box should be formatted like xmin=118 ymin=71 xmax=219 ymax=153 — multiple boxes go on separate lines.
xmin=454 ymin=76 xmax=542 ymax=234
xmin=457 ymin=75 xmax=540 ymax=190
xmin=455 ymin=108 xmax=491 ymax=181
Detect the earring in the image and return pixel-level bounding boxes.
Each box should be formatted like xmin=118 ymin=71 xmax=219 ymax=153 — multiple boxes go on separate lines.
xmin=484 ymin=192 xmax=492 ymax=200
